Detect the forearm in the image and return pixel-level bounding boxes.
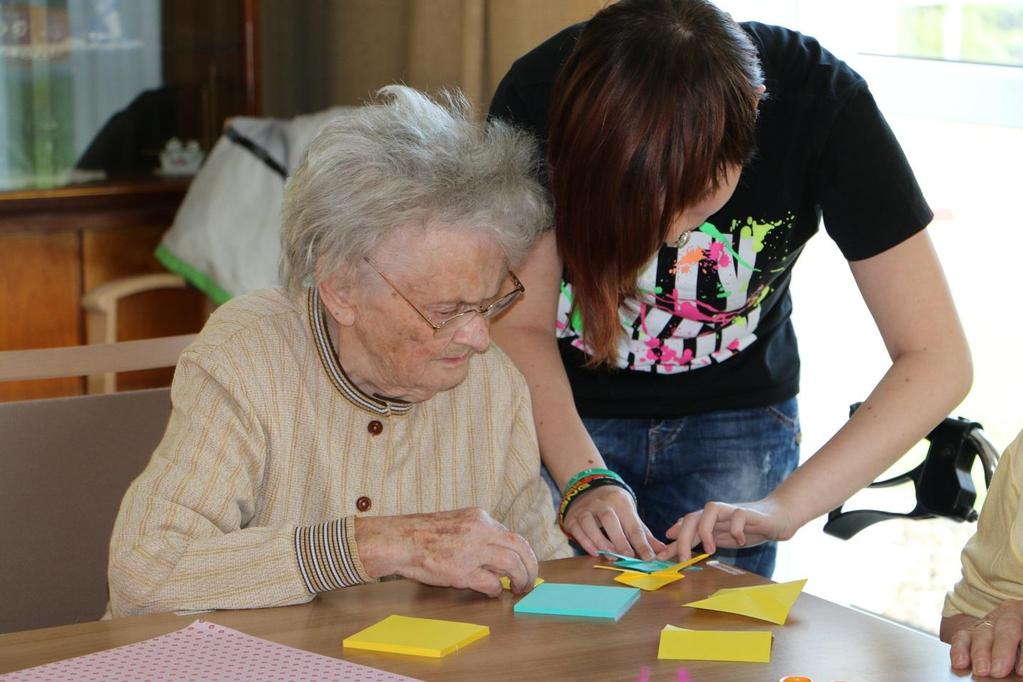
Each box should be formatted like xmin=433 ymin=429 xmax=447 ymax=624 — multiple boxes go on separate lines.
xmin=497 ymin=387 xmax=574 ymax=560
xmin=493 ymin=329 xmax=604 ymax=489
xmin=536 ymin=391 xmax=607 ymax=490
xmin=354 ymin=515 xmax=406 ymax=578
xmin=771 ymin=344 xmax=972 ymax=533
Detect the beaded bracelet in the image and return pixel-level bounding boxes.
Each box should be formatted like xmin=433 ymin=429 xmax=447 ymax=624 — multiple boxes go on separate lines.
xmin=560 ymin=476 xmax=628 ymax=517
xmin=557 ymin=470 xmax=636 ymax=533
xmin=560 ymin=469 xmax=631 ymax=507
xmin=561 ymin=467 xmax=620 ymax=498
xmin=557 ymin=469 xmax=623 ymax=516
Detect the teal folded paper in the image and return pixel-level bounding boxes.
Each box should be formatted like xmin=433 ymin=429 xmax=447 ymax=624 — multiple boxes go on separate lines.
xmin=613 ymin=558 xmax=677 ymax=573
xmin=597 ymin=549 xmax=676 ymax=574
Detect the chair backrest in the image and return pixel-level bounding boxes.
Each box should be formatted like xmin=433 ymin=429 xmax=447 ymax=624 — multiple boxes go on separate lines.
xmin=0 ymin=334 xmax=196 ymax=385
xmin=80 ymin=273 xmax=194 ymax=393
xmin=0 ymin=336 xmax=190 ymax=633
xmin=0 ymin=387 xmax=172 ymax=633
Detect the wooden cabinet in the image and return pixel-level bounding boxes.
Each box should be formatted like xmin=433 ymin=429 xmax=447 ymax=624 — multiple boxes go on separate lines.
xmin=0 ymin=1 xmax=259 ymax=402
xmin=0 ymin=181 xmax=208 ymax=402
xmin=0 ymin=228 xmax=80 ymax=401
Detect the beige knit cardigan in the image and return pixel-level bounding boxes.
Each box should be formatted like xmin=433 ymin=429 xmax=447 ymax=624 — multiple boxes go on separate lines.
xmin=108 ymin=288 xmax=570 ymax=616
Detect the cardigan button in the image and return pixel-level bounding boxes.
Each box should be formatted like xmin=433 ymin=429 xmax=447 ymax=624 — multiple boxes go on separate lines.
xmin=367 ymin=420 xmax=383 ymax=435
xmin=356 ymin=496 xmax=372 ymax=512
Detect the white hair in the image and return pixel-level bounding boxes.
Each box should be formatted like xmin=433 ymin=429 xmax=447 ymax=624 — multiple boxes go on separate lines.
xmin=280 ymin=85 xmax=551 ymax=295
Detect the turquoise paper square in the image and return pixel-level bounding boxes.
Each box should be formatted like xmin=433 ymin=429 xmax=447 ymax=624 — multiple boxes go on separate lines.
xmin=513 ymin=582 xmax=641 ymax=621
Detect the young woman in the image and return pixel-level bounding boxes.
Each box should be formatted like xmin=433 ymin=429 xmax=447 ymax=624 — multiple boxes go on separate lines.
xmin=489 ymin=0 xmax=971 ymax=576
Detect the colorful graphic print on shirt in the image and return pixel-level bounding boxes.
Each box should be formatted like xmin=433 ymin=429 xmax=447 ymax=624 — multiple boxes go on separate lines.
xmin=556 ymin=214 xmax=796 ymax=373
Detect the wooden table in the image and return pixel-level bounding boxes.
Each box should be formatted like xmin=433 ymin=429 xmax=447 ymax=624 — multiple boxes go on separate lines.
xmin=0 ymin=556 xmax=995 ymax=681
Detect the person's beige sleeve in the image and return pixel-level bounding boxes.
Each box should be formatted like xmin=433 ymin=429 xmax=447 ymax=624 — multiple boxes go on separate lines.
xmin=108 ymin=351 xmax=370 ymax=617
xmin=943 ymin=429 xmax=1023 ymax=617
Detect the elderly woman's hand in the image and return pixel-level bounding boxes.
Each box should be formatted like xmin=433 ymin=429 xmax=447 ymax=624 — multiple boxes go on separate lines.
xmin=355 ymin=507 xmax=539 ymax=597
xmin=942 ymin=601 xmax=1023 ymax=678
xmin=562 ymin=486 xmax=665 ymax=561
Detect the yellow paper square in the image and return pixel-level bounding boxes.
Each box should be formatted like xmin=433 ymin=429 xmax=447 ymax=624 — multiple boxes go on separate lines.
xmin=342 ymin=614 xmax=489 ymax=658
xmin=682 ymin=579 xmax=807 ymax=625
xmin=657 ymin=625 xmax=772 ymax=662
xmin=614 ymin=571 xmax=685 ymax=591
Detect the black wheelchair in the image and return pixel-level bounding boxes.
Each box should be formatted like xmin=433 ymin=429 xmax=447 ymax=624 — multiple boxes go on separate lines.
xmin=824 ymin=404 xmax=1001 ymax=540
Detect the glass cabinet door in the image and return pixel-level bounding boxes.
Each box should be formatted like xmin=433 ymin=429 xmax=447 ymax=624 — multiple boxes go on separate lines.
xmin=0 ymin=0 xmax=255 ymax=192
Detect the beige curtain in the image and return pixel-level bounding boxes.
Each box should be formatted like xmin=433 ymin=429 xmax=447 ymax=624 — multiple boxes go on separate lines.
xmin=260 ymin=0 xmax=606 ymax=117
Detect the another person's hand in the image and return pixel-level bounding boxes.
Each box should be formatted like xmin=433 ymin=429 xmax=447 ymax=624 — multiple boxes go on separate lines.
xmin=656 ymin=498 xmax=795 ymax=561
xmin=355 ymin=507 xmax=538 ymax=597
xmin=945 ymin=601 xmax=1023 ymax=678
xmin=562 ymin=486 xmax=666 ymax=561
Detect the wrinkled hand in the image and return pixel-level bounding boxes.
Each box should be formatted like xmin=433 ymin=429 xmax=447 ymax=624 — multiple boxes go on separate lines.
xmin=947 ymin=601 xmax=1023 ymax=678
xmin=562 ymin=486 xmax=665 ymax=561
xmin=355 ymin=507 xmax=538 ymax=597
xmin=656 ymin=498 xmax=794 ymax=561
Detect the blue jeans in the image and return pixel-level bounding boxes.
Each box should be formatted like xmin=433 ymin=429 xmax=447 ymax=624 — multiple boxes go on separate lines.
xmin=581 ymin=398 xmax=800 ymax=577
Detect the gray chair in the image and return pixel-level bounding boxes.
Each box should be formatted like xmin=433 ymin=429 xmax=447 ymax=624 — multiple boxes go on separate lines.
xmin=0 ymin=338 xmax=188 ymax=633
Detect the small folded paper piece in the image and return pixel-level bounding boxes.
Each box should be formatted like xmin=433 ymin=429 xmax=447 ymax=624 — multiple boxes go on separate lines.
xmin=597 ymin=549 xmax=677 ymax=574
xmin=614 ymin=571 xmax=685 ymax=591
xmin=596 ymin=550 xmax=711 ymax=575
xmin=596 ymin=549 xmax=639 ymax=562
xmin=682 ymin=579 xmax=807 ymax=625
xmin=499 ymin=576 xmax=545 ymax=590
xmin=657 ymin=624 xmax=773 ymax=662
xmin=651 ymin=553 xmax=711 ymax=576
xmin=513 ymin=582 xmax=641 ymax=621
xmin=342 ymin=615 xmax=489 ymax=658
xmin=593 ymin=564 xmax=640 ymax=574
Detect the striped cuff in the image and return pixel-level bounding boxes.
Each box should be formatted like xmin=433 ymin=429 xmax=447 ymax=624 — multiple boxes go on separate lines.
xmin=294 ymin=516 xmax=371 ymax=593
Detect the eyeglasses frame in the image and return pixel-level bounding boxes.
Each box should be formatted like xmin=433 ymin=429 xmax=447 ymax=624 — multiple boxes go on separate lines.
xmin=362 ymin=257 xmax=524 ymax=334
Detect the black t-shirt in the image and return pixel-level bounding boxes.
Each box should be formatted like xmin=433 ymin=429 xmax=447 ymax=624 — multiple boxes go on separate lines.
xmin=489 ymin=21 xmax=933 ymax=419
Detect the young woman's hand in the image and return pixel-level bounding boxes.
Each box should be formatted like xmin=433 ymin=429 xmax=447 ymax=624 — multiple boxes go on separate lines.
xmin=655 ymin=497 xmax=796 ymax=561
xmin=562 ymin=486 xmax=665 ymax=561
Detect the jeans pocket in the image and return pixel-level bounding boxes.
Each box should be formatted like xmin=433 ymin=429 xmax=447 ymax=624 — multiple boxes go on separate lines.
xmin=760 ymin=398 xmax=801 ymax=444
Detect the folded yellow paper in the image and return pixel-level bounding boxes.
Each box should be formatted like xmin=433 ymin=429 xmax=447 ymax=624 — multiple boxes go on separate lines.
xmin=682 ymin=579 xmax=807 ymax=625
xmin=342 ymin=615 xmax=489 ymax=658
xmin=652 ymin=553 xmax=710 ymax=576
xmin=614 ymin=571 xmax=685 ymax=591
xmin=499 ymin=576 xmax=545 ymax=590
xmin=657 ymin=624 xmax=772 ymax=662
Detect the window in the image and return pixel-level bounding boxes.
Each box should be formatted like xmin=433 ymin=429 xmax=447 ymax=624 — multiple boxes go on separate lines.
xmin=718 ymin=0 xmax=1023 ymax=634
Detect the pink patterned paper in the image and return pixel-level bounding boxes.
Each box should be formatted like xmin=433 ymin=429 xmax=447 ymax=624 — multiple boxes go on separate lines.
xmin=3 ymin=619 xmax=420 ymax=681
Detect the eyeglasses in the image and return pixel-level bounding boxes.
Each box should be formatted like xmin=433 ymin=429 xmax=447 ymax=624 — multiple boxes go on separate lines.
xmin=362 ymin=257 xmax=525 ymax=336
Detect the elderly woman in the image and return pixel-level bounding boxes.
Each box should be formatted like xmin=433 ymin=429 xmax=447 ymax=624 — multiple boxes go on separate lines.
xmin=107 ymin=86 xmax=571 ymax=617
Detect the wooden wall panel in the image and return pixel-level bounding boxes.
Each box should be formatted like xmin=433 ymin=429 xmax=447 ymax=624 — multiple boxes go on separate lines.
xmin=0 ymin=232 xmax=82 ymax=401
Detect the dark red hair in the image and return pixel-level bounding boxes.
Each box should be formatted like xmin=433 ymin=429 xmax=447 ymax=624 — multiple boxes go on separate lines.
xmin=548 ymin=0 xmax=763 ymax=366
